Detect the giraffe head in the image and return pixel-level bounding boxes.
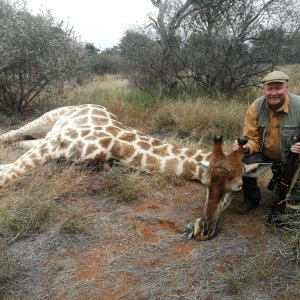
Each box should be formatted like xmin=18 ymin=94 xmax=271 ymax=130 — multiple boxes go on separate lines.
xmin=194 ymin=135 xmax=247 ymax=241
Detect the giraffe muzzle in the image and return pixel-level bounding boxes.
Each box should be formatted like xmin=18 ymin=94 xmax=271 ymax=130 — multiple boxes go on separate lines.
xmin=193 ymin=217 xmax=218 ymax=241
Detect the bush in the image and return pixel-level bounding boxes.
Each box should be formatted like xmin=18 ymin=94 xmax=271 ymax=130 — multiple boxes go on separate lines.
xmin=0 ymin=0 xmax=87 ymax=116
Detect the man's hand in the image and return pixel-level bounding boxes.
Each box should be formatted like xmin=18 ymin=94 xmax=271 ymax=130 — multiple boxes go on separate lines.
xmin=233 ymin=140 xmax=250 ymax=154
xmin=291 ymin=142 xmax=300 ymax=154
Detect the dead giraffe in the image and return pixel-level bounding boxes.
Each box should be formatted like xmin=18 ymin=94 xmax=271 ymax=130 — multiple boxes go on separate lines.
xmin=0 ymin=104 xmax=258 ymax=240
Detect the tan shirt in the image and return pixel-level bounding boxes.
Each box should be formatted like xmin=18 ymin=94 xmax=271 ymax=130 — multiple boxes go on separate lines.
xmin=243 ymin=96 xmax=289 ymax=160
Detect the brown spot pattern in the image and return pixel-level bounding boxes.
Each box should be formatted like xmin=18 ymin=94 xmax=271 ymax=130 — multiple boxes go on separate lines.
xmin=73 ymin=108 xmax=90 ymax=117
xmin=81 ymin=130 xmax=91 ymax=137
xmin=93 ymin=126 xmax=104 ymax=131
xmin=194 ymin=154 xmax=204 ymax=161
xmin=73 ymin=117 xmax=89 ymax=126
xmin=85 ymin=136 xmax=98 ymax=141
xmin=119 ymin=132 xmax=137 ymax=142
xmin=74 ymin=141 xmax=85 ymax=156
xmin=91 ymin=108 xmax=108 ymax=117
xmin=121 ymin=144 xmax=136 ymax=159
xmin=137 ymin=141 xmax=151 ymax=151
xmin=86 ymin=144 xmax=98 ymax=156
xmin=105 ymin=126 xmax=121 ymax=136
xmin=99 ymin=138 xmax=112 ymax=149
xmin=94 ymin=131 xmax=110 ymax=139
xmin=110 ymin=141 xmax=122 ymax=158
xmin=185 ymin=149 xmax=197 ymax=157
xmin=60 ymin=141 xmax=71 ymax=149
xmin=131 ymin=153 xmax=144 ymax=167
xmin=65 ymin=129 xmax=79 ymax=139
xmin=171 ymin=146 xmax=181 ymax=156
xmin=165 ymin=158 xmax=179 ymax=173
xmin=153 ymin=145 xmax=169 ymax=157
xmin=39 ymin=144 xmax=49 ymax=157
xmin=146 ymin=154 xmax=161 ymax=171
xmin=91 ymin=116 xmax=109 ymax=125
xmin=181 ymin=161 xmax=197 ymax=179
xmin=93 ymin=152 xmax=107 ymax=162
xmin=151 ymin=139 xmax=162 ymax=147
xmin=110 ymin=142 xmax=135 ymax=159
xmin=29 ymin=153 xmax=38 ymax=160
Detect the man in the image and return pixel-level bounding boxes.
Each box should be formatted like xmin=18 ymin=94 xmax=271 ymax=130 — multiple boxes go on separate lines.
xmin=233 ymin=70 xmax=300 ymax=217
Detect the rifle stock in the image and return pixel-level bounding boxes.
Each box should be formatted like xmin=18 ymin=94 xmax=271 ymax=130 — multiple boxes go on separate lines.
xmin=270 ymin=136 xmax=300 ymax=216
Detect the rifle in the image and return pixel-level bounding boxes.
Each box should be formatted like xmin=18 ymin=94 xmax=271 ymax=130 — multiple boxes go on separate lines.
xmin=268 ymin=136 xmax=300 ymax=222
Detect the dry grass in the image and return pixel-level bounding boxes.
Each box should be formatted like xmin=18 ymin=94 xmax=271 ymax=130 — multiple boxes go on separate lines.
xmin=152 ymin=99 xmax=246 ymax=142
xmin=0 ymin=158 xmax=89 ymax=244
xmin=47 ymin=74 xmax=248 ymax=142
xmin=1 ymin=71 xmax=300 ymax=299
xmin=95 ymin=165 xmax=183 ymax=203
xmin=220 ymin=253 xmax=277 ymax=295
xmin=60 ymin=208 xmax=90 ymax=234
xmin=275 ymin=209 xmax=300 ymax=265
xmin=0 ymin=248 xmax=15 ymax=279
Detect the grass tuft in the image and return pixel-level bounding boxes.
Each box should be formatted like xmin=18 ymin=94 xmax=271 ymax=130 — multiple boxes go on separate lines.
xmin=100 ymin=166 xmax=145 ymax=202
xmin=0 ymin=248 xmax=15 ymax=280
xmin=60 ymin=209 xmax=89 ymax=234
xmin=0 ymin=202 xmax=53 ymax=243
xmin=220 ymin=255 xmax=276 ymax=295
xmin=0 ymin=162 xmax=88 ymax=243
xmin=276 ymin=209 xmax=300 ymax=264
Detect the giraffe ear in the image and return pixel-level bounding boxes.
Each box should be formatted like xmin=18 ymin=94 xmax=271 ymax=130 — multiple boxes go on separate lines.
xmin=199 ymin=161 xmax=209 ymax=169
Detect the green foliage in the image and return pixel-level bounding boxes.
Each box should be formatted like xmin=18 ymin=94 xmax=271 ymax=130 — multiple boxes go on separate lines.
xmin=119 ymin=31 xmax=163 ymax=95
xmin=119 ymin=0 xmax=300 ymax=96
xmin=85 ymin=43 xmax=100 ymax=55
xmin=88 ymin=52 xmax=121 ymax=75
xmin=0 ymin=0 xmax=87 ymax=116
xmin=86 ymin=44 xmax=122 ymax=75
xmin=0 ymin=202 xmax=53 ymax=243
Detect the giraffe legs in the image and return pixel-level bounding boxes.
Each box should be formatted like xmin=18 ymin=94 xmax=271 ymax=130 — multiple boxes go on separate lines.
xmin=0 ymin=164 xmax=12 ymax=171
xmin=0 ymin=107 xmax=70 ymax=143
xmin=0 ymin=142 xmax=51 ymax=188
xmin=14 ymin=139 xmax=45 ymax=150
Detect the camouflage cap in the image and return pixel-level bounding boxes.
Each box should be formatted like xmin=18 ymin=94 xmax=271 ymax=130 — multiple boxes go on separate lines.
xmin=261 ymin=71 xmax=289 ymax=84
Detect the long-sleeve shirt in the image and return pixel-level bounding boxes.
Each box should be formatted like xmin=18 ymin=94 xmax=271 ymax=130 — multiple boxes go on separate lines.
xmin=243 ymin=95 xmax=289 ymax=161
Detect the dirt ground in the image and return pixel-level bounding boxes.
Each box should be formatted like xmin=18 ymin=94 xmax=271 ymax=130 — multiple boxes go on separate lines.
xmin=0 ymin=170 xmax=300 ymax=300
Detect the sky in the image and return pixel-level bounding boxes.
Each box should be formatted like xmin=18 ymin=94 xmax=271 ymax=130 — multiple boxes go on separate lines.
xmin=27 ymin=0 xmax=157 ymax=50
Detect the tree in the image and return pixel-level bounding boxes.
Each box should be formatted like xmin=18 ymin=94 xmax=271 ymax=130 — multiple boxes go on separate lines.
xmin=185 ymin=0 xmax=300 ymax=93
xmin=119 ymin=0 xmax=300 ymax=96
xmin=85 ymin=43 xmax=100 ymax=56
xmin=120 ymin=31 xmax=167 ymax=95
xmin=0 ymin=0 xmax=87 ymax=116
xmin=86 ymin=44 xmax=122 ymax=75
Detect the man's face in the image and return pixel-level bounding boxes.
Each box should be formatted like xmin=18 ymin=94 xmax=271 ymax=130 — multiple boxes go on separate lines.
xmin=263 ymin=82 xmax=288 ymax=110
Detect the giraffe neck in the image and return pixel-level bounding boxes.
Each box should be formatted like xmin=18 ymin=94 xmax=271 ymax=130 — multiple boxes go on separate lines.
xmin=109 ymin=131 xmax=210 ymax=180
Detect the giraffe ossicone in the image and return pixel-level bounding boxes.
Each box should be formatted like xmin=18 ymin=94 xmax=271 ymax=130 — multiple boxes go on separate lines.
xmin=0 ymin=104 xmax=264 ymax=240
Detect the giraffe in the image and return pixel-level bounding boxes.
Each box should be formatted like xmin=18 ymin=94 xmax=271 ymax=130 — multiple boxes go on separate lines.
xmin=0 ymin=104 xmax=263 ymax=240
